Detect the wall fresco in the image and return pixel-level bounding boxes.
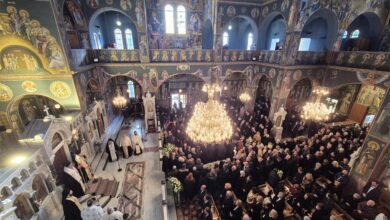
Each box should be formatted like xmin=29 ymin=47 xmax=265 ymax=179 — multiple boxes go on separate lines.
xmin=0 ymin=3 xmax=68 ymax=72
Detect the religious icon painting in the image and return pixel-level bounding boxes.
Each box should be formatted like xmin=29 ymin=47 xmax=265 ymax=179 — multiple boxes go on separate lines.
xmin=251 ymin=8 xmax=259 ymax=18
xmin=87 ymin=0 xmax=99 ymax=8
xmin=227 ymin=6 xmax=236 ymax=17
xmin=22 ymin=81 xmax=38 ymax=93
xmin=292 ymin=70 xmax=302 ymax=81
xmin=120 ymin=0 xmax=132 ymax=11
xmin=269 ymin=68 xmax=276 ymax=78
xmin=50 ymin=81 xmax=72 ymax=99
xmin=281 ymin=0 xmax=289 ymax=12
xmin=262 ymin=6 xmax=269 ymax=17
xmin=354 ymin=138 xmax=384 ymax=179
xmin=0 ymin=83 xmax=13 ymax=102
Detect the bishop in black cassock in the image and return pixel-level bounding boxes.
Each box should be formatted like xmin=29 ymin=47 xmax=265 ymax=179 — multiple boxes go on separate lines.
xmin=63 ymin=161 xmax=85 ymax=198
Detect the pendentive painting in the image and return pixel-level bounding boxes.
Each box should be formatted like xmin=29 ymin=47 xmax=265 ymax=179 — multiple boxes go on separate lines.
xmin=0 ymin=46 xmax=43 ymax=75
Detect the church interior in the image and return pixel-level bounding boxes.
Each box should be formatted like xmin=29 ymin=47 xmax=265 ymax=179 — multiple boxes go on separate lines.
xmin=0 ymin=0 xmax=390 ymax=219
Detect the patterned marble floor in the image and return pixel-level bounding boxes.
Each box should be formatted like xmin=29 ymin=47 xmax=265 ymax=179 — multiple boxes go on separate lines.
xmin=93 ymin=119 xmax=170 ymax=220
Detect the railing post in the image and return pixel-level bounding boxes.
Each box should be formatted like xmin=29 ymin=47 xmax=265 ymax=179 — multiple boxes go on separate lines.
xmin=161 ymin=199 xmax=168 ymax=220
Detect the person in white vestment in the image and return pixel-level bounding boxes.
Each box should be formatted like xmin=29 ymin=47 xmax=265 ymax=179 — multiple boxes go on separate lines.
xmin=131 ymin=131 xmax=144 ymax=155
xmin=119 ymin=133 xmax=133 ymax=158
xmin=105 ymin=139 xmax=118 ymax=162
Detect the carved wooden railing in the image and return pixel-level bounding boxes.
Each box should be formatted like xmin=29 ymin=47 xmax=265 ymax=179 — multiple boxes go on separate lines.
xmin=87 ymin=49 xmax=140 ymax=63
xmin=327 ymin=51 xmax=390 ymax=71
xmin=150 ymin=49 xmax=214 ymax=62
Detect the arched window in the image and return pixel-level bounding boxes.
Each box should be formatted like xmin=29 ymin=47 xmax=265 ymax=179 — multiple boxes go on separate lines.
xmin=127 ymin=81 xmax=135 ymax=98
xmin=125 ymin=29 xmax=134 ymax=50
xmin=114 ymin=28 xmax=124 ymax=49
xmin=350 ymin=29 xmax=360 ymax=39
xmin=247 ymin=32 xmax=254 ymax=50
xmin=165 ymin=4 xmax=175 ymax=34
xmin=177 ymin=5 xmax=186 ymax=35
xmin=342 ymin=30 xmax=348 ymax=39
xmin=223 ymin=32 xmax=229 ymax=46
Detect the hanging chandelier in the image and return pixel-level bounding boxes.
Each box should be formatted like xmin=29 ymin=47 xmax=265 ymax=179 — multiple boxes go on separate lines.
xmin=239 ymin=92 xmax=251 ymax=103
xmin=186 ymin=84 xmax=233 ymax=144
xmin=112 ymin=86 xmax=127 ymax=109
xmin=301 ymin=87 xmax=331 ymax=121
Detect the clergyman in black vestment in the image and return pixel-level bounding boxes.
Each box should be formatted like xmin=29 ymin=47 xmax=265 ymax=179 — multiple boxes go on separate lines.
xmin=62 ymin=188 xmax=82 ymax=220
xmin=63 ymin=161 xmax=85 ymax=198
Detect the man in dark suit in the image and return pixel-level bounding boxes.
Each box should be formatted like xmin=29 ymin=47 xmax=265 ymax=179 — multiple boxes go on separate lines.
xmin=362 ymin=180 xmax=381 ymax=202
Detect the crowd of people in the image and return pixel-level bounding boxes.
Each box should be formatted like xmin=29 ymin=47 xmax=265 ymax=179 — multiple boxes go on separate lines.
xmin=161 ymin=96 xmax=388 ymax=220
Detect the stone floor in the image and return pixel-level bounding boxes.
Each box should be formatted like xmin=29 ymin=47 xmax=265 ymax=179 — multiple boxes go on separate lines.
xmin=92 ymin=118 xmax=173 ymax=220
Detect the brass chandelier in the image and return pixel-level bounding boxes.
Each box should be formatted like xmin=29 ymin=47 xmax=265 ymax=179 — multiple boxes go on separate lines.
xmin=112 ymin=87 xmax=127 ymax=109
xmin=301 ymin=87 xmax=331 ymax=121
xmin=186 ymin=84 xmax=233 ymax=144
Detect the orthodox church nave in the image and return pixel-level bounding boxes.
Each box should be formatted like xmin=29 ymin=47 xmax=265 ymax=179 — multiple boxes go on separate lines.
xmin=0 ymin=0 xmax=390 ymax=220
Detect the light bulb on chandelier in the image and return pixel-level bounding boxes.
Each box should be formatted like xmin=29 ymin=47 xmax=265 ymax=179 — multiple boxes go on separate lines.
xmin=186 ymin=84 xmax=233 ymax=144
xmin=239 ymin=92 xmax=251 ymax=103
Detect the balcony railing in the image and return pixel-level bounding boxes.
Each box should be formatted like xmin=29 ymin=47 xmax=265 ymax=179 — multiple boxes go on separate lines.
xmin=295 ymin=51 xmax=327 ymax=65
xmin=70 ymin=48 xmax=390 ymax=72
xmin=87 ymin=49 xmax=140 ymax=63
xmin=327 ymin=51 xmax=390 ymax=71
xmin=150 ymin=49 xmax=214 ymax=62
xmin=258 ymin=50 xmax=282 ymax=64
xmin=222 ymin=50 xmax=257 ymax=62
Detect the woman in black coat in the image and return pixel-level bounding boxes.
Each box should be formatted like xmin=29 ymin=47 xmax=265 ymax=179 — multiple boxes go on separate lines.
xmin=62 ymin=188 xmax=82 ymax=220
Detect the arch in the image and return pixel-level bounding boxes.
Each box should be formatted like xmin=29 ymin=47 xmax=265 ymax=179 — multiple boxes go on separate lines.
xmin=341 ymin=12 xmax=382 ymax=51
xmin=258 ymin=12 xmax=287 ymax=50
xmin=88 ymin=7 xmax=138 ymax=49
xmin=256 ymin=75 xmax=273 ymax=100
xmin=222 ymin=72 xmax=249 ymax=98
xmin=6 ymin=94 xmax=64 ymax=134
xmin=156 ymin=73 xmax=206 ymax=109
xmin=286 ymin=78 xmax=314 ymax=109
xmin=157 ymin=72 xmax=206 ymax=91
xmin=202 ymin=19 xmax=213 ymax=49
xmin=299 ymin=9 xmax=338 ymax=52
xmin=222 ymin=15 xmax=259 ymax=50
xmin=32 ymin=173 xmax=49 ymax=203
xmin=104 ymin=75 xmax=143 ymax=116
xmin=52 ymin=132 xmax=64 ymax=149
xmin=85 ymin=78 xmax=102 ymax=107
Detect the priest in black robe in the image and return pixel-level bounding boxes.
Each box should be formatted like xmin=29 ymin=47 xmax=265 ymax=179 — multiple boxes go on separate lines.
xmin=62 ymin=188 xmax=82 ymax=220
xmin=63 ymin=161 xmax=85 ymax=198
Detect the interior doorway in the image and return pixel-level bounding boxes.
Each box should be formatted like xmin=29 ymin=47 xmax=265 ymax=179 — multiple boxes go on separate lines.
xmin=52 ymin=146 xmax=68 ymax=185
